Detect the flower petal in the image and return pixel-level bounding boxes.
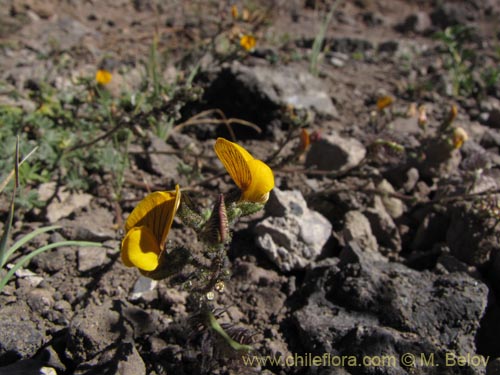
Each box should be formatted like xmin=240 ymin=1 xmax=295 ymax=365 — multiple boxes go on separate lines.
xmin=125 ymin=185 xmax=181 ymax=247
xmin=121 ymin=226 xmax=161 ymax=271
xmin=242 ymin=159 xmax=275 ymax=203
xmin=214 ymin=138 xmax=252 ymax=191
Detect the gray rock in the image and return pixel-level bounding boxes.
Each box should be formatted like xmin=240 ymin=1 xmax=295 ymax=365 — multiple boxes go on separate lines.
xmin=77 ymin=247 xmax=108 ymax=273
xmin=68 ymin=300 xmax=129 ymax=363
xmin=0 ymin=302 xmax=47 ymax=361
xmin=74 ymin=342 xmax=146 ymax=375
xmin=208 ymin=62 xmax=338 ymax=120
xmin=305 ymin=131 xmax=366 ymax=173
xmin=38 ymin=182 xmax=93 ymax=224
xmin=147 ymin=133 xmax=182 ymax=183
xmin=364 ymin=196 xmax=402 ymax=253
xmin=293 ymin=242 xmax=488 ymax=374
xmin=447 ymin=205 xmax=500 ymax=267
xmin=0 ymin=360 xmax=57 ymax=375
xmin=26 ymin=288 xmax=55 ymax=315
xmin=376 ymin=179 xmax=404 ymax=219
xmin=341 ymin=210 xmax=378 ymax=253
xmin=129 ymin=276 xmax=158 ymax=301
xmin=255 ymin=189 xmax=332 ymax=271
xmin=397 ymin=12 xmax=432 ymax=34
xmin=60 ymin=207 xmax=115 ymax=242
xmin=403 ymin=167 xmax=419 ymax=192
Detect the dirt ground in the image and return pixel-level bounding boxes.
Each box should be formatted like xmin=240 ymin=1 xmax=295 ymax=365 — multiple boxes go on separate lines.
xmin=1 ymin=0 xmax=500 ymax=374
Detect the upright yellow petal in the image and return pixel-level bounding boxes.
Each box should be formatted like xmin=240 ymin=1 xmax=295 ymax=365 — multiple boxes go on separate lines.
xmin=125 ymin=185 xmax=181 ymax=247
xmin=121 ymin=226 xmax=161 ymax=271
xmin=243 ymin=159 xmax=275 ymax=202
xmin=214 ymin=138 xmax=252 ymax=191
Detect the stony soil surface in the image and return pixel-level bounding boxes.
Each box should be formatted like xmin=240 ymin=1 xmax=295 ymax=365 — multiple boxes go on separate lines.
xmin=1 ymin=1 xmax=500 ymax=374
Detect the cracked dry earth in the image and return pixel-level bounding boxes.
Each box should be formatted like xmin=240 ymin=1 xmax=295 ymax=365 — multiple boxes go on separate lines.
xmin=2 ymin=0 xmax=500 ymax=374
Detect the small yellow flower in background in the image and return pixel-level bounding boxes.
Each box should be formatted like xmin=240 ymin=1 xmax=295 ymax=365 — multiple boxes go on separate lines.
xmin=447 ymin=103 xmax=458 ymax=124
xmin=96 ymin=69 xmax=112 ymax=85
xmin=240 ymin=34 xmax=256 ymax=52
xmin=299 ymin=128 xmax=311 ymax=153
xmin=406 ymin=103 xmax=417 ymax=118
xmin=231 ymin=4 xmax=239 ymax=19
xmin=452 ymin=127 xmax=468 ymax=149
xmin=214 ymin=137 xmax=274 ymax=203
xmin=418 ymin=105 xmax=427 ymax=130
xmin=242 ymin=8 xmax=250 ymax=21
xmin=121 ymin=185 xmax=181 ymax=271
xmin=376 ymin=95 xmax=394 ymax=111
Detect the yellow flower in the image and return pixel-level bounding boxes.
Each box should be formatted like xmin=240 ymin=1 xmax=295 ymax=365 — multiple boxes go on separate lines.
xmin=418 ymin=105 xmax=427 ymax=129
xmin=299 ymin=128 xmax=311 ymax=153
xmin=376 ymin=95 xmax=394 ymax=111
xmin=121 ymin=185 xmax=181 ymax=271
xmin=452 ymin=127 xmax=468 ymax=149
xmin=231 ymin=4 xmax=239 ymax=19
xmin=96 ymin=69 xmax=112 ymax=85
xmin=240 ymin=34 xmax=256 ymax=52
xmin=214 ymin=138 xmax=274 ymax=203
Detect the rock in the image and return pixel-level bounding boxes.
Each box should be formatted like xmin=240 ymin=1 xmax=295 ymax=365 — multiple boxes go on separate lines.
xmin=431 ymin=2 xmax=479 ymax=28
xmin=204 ymin=62 xmax=338 ymax=128
xmin=305 ymin=131 xmax=366 ymax=173
xmin=364 ymin=196 xmax=402 ymax=253
xmin=486 ymin=108 xmax=500 ymax=129
xmin=13 ymin=268 xmax=43 ymax=288
xmin=77 ymin=247 xmax=108 ymax=272
xmin=0 ymin=302 xmax=47 ymax=361
xmin=328 ymin=51 xmax=349 ymax=68
xmin=376 ymin=179 xmax=404 ymax=218
xmin=418 ymin=137 xmax=461 ymax=180
xmin=411 ymin=210 xmax=449 ymax=251
xmin=74 ymin=342 xmax=146 ymax=375
xmin=447 ymin=204 xmax=500 ymax=267
xmin=20 ymin=16 xmax=100 ymax=56
xmin=147 ymin=133 xmax=182 ymax=183
xmin=67 ymin=300 xmax=129 ymax=363
xmin=31 ymin=244 xmax=75 ymax=274
xmin=255 ymin=189 xmax=332 ymax=271
xmin=60 ymin=207 xmax=115 ymax=242
xmin=129 ymin=276 xmax=158 ymax=301
xmin=397 ymin=12 xmax=432 ymax=34
xmin=26 ymin=288 xmax=55 ymax=315
xmin=329 ymin=37 xmax=374 ymax=53
xmin=0 ymin=360 xmax=57 ymax=375
xmin=293 ymin=242 xmax=488 ymax=373
xmin=341 ymin=211 xmax=378 ymax=253
xmin=38 ymin=182 xmax=93 ymax=223
xmin=403 ymin=167 xmax=419 ymax=192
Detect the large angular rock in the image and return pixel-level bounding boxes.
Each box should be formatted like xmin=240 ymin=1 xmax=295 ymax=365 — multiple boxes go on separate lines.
xmin=341 ymin=210 xmax=378 ymax=253
xmin=67 ymin=300 xmax=130 ymax=363
xmin=0 ymin=301 xmax=49 ymax=363
xmin=204 ymin=62 xmax=338 ymax=128
xmin=363 ymin=196 xmax=402 ymax=253
xmin=255 ymin=189 xmax=332 ymax=271
xmin=305 ymin=131 xmax=366 ymax=173
xmin=292 ymin=243 xmax=489 ymax=374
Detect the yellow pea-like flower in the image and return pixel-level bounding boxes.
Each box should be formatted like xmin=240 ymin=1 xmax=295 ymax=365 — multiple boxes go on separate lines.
xmin=376 ymin=95 xmax=394 ymax=111
xmin=452 ymin=127 xmax=468 ymax=149
xmin=214 ymin=138 xmax=274 ymax=203
xmin=121 ymin=185 xmax=181 ymax=271
xmin=96 ymin=69 xmax=112 ymax=85
xmin=240 ymin=34 xmax=256 ymax=52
